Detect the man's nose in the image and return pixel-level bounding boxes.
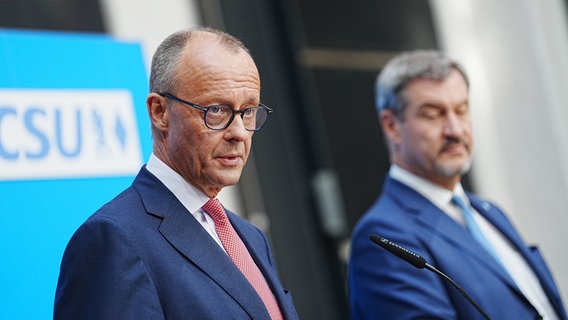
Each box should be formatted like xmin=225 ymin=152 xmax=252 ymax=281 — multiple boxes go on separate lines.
xmin=225 ymin=114 xmax=250 ymax=140
xmin=443 ymin=113 xmax=467 ymax=136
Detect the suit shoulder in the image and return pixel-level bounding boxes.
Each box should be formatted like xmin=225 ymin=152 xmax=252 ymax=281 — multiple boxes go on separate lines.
xmin=88 ymin=186 xmax=144 ymax=220
xmin=351 ymin=194 xmax=418 ymax=247
xmin=68 ymin=186 xmax=153 ymax=245
xmin=355 ymin=192 xmax=414 ymax=226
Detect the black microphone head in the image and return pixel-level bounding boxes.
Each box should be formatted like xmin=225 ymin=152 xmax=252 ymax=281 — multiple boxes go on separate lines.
xmin=369 ymin=234 xmax=426 ymax=269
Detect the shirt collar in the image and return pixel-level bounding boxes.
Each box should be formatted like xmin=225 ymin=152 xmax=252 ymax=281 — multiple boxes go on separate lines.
xmin=389 ymin=165 xmax=467 ymax=208
xmin=146 ymin=153 xmax=211 ymax=214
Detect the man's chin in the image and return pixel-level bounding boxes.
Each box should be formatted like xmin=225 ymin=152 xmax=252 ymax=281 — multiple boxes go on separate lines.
xmin=435 ymin=162 xmax=471 ymax=177
xmin=216 ymin=168 xmax=243 ymax=186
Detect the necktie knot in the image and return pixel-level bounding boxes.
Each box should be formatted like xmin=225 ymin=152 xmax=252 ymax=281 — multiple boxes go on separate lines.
xmin=451 ymin=195 xmax=468 ymax=211
xmin=451 ymin=195 xmax=478 ymax=231
xmin=202 ymin=199 xmax=228 ymax=223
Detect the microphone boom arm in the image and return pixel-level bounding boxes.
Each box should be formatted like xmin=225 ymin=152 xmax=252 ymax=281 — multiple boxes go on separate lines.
xmin=424 ymin=263 xmax=492 ymax=320
xmin=369 ymin=234 xmax=492 ymax=320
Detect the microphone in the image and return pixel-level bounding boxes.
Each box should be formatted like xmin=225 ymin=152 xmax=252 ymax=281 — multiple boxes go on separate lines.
xmin=369 ymin=234 xmax=492 ymax=320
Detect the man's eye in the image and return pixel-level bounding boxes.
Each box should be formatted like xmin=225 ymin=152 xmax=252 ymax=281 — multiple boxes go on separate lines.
xmin=243 ymin=108 xmax=256 ymax=116
xmin=456 ymin=104 xmax=469 ymax=116
xmin=418 ymin=105 xmax=443 ymax=120
xmin=208 ymin=106 xmax=222 ymax=114
xmin=422 ymin=110 xmax=442 ymax=119
xmin=208 ymin=106 xmax=232 ymax=115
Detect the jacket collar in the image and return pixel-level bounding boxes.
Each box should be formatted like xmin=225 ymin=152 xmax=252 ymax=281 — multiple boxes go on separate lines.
xmin=132 ymin=166 xmax=272 ymax=319
xmin=384 ymin=177 xmax=521 ymax=292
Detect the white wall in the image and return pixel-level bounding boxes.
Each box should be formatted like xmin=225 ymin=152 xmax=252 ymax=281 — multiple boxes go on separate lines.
xmin=99 ymin=0 xmax=200 ymax=68
xmin=430 ymin=0 xmax=568 ymax=301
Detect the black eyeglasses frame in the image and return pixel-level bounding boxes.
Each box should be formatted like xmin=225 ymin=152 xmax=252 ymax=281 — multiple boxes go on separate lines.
xmin=158 ymin=92 xmax=272 ymax=131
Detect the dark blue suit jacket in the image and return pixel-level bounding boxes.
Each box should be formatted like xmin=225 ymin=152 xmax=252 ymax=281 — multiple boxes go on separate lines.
xmin=349 ymin=177 xmax=567 ymax=320
xmin=54 ymin=167 xmax=298 ymax=319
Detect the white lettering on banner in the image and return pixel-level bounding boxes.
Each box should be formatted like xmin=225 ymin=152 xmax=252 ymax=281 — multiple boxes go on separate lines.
xmin=0 ymin=89 xmax=143 ymax=180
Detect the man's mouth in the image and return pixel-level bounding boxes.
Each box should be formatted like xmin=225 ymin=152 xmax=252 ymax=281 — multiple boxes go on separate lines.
xmin=216 ymin=154 xmax=241 ymax=166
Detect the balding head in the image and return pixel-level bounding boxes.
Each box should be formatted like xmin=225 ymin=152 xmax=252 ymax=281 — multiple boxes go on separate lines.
xmin=149 ymin=27 xmax=251 ymax=95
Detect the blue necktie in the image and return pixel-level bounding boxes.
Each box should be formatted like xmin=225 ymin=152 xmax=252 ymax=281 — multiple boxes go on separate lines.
xmin=451 ymin=195 xmax=503 ymax=265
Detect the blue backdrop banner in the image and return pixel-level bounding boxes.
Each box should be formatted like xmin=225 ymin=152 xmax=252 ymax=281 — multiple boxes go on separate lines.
xmin=0 ymin=29 xmax=151 ymax=319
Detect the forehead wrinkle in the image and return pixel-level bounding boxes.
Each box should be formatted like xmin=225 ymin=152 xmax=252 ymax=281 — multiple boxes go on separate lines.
xmin=180 ymin=58 xmax=259 ymax=83
xmin=185 ymin=65 xmax=259 ymax=92
xmin=175 ymin=76 xmax=260 ymax=110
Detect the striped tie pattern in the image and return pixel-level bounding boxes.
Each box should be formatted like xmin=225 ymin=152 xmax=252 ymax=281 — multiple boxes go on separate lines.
xmin=202 ymin=198 xmax=284 ymax=320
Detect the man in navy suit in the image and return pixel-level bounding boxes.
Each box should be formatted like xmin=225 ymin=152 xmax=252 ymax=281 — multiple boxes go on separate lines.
xmin=348 ymin=50 xmax=567 ymax=319
xmin=54 ymin=27 xmax=298 ymax=319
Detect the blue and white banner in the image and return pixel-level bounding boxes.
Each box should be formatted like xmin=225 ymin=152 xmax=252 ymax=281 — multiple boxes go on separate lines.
xmin=0 ymin=89 xmax=142 ymax=180
xmin=0 ymin=29 xmax=151 ymax=319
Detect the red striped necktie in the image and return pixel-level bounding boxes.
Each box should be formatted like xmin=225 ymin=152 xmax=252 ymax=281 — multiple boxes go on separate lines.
xmin=202 ymin=198 xmax=284 ymax=320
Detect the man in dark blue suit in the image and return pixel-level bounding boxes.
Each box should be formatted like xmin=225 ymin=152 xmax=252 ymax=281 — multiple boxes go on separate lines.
xmin=348 ymin=50 xmax=567 ymax=319
xmin=54 ymin=27 xmax=298 ymax=320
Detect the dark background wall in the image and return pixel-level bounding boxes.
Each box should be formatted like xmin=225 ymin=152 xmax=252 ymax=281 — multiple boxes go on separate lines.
xmin=199 ymin=1 xmax=440 ymax=319
xmin=0 ymin=0 xmax=104 ymax=32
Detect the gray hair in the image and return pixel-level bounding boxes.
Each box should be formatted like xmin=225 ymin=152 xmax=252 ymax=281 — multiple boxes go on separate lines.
xmin=149 ymin=27 xmax=250 ymax=94
xmin=375 ymin=50 xmax=469 ymax=118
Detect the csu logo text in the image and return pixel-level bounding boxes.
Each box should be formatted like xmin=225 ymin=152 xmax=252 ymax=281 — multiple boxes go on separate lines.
xmin=0 ymin=89 xmax=142 ymax=180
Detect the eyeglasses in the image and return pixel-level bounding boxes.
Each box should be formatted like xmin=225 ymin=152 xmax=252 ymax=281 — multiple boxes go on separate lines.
xmin=159 ymin=92 xmax=273 ymax=131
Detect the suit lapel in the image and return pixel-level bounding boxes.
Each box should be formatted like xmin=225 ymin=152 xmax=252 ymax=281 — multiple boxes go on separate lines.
xmin=133 ymin=168 xmax=270 ymax=319
xmin=470 ymin=196 xmax=567 ymax=317
xmin=229 ymin=213 xmax=295 ymax=319
xmin=418 ymin=202 xmax=517 ymax=287
xmin=385 ymin=178 xmax=520 ymax=292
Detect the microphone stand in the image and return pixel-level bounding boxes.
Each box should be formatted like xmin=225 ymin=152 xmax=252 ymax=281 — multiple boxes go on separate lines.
xmin=424 ymin=263 xmax=492 ymax=320
xmin=369 ymin=234 xmax=493 ymax=320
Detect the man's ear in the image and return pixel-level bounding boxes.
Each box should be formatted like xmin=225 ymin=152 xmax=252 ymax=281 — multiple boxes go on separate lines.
xmin=380 ymin=109 xmax=401 ymax=143
xmin=147 ymin=93 xmax=169 ymax=131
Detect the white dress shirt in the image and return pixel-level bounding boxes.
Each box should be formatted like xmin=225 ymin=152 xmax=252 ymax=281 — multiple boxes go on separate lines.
xmin=146 ymin=153 xmax=226 ymax=252
xmin=390 ymin=165 xmax=559 ymax=319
